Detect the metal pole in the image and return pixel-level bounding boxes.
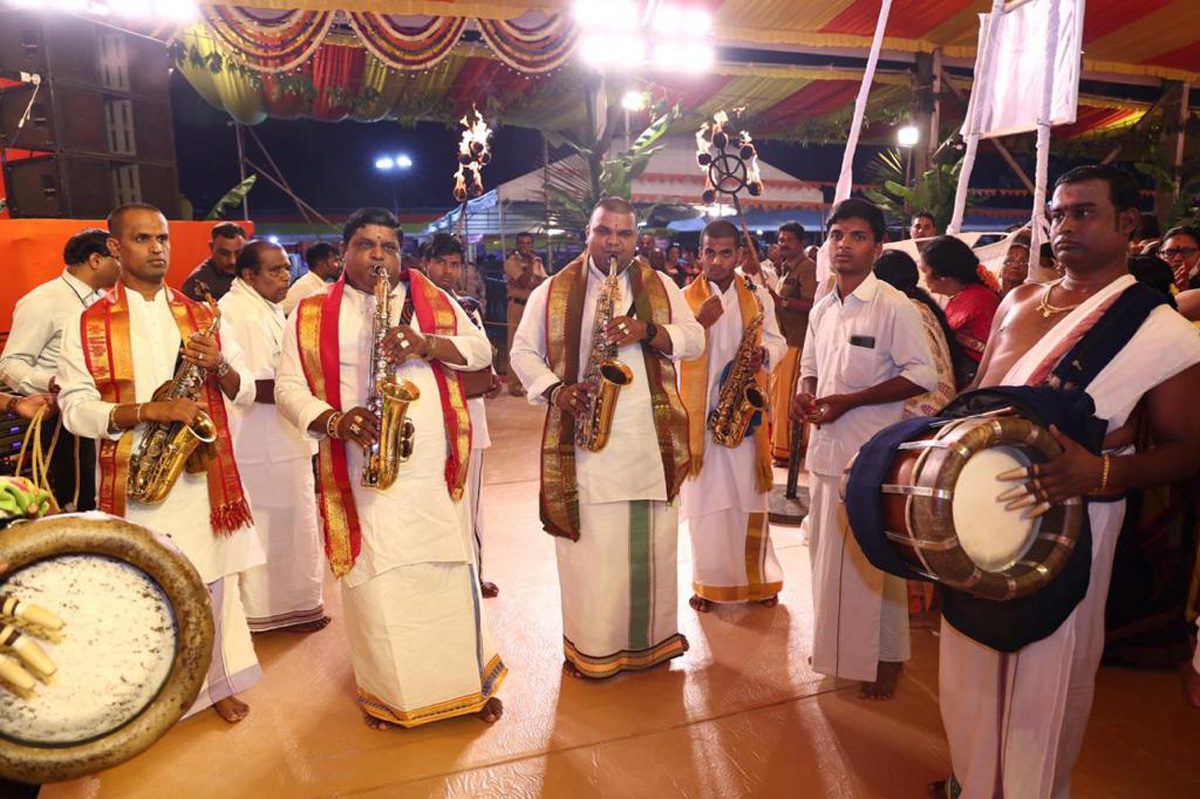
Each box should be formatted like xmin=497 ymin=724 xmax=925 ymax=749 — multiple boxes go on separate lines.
xmin=234 ymin=122 xmax=249 ymax=219
xmin=543 ymin=132 xmax=552 ymax=271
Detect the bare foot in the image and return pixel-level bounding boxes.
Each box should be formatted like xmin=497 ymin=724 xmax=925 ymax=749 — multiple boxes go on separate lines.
xmin=758 ymin=595 xmax=779 ymax=608
xmin=213 ymin=696 xmax=249 ymax=723
xmin=362 ymin=712 xmax=395 ymax=731
xmin=689 ymin=594 xmax=713 ymax=613
xmin=860 ymin=660 xmax=903 ymax=700
xmin=562 ymin=659 xmax=586 ymax=679
xmin=481 ymin=581 xmax=499 ymax=599
xmin=478 ymin=697 xmax=503 ymax=724
xmin=1184 ymin=662 xmax=1200 ymax=709
xmin=285 ymin=616 xmax=332 ymax=633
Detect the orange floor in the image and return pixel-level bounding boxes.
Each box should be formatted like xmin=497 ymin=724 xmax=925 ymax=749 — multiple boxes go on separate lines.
xmin=43 ymin=396 xmax=1200 ymax=798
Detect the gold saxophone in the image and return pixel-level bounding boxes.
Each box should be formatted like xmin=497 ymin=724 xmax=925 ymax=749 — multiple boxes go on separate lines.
xmin=361 ymin=263 xmax=419 ymax=489
xmin=126 ymin=296 xmax=221 ymax=505
xmin=708 ymin=280 xmax=768 ymax=448
xmin=574 ymin=254 xmax=633 ymax=452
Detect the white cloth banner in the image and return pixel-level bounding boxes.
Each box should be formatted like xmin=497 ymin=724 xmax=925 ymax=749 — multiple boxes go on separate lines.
xmin=963 ymin=0 xmax=1085 ymax=139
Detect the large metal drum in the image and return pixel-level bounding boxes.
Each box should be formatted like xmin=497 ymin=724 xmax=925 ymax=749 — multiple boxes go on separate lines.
xmin=0 ymin=512 xmax=213 ymax=783
xmin=856 ymin=414 xmax=1085 ymax=601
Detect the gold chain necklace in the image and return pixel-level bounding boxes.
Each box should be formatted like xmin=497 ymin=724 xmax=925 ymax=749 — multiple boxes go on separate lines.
xmin=1037 ymin=280 xmax=1082 ymax=318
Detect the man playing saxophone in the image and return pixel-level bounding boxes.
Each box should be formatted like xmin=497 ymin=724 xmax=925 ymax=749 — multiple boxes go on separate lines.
xmin=511 ymin=197 xmax=704 ymax=679
xmin=678 ymin=220 xmax=787 ymax=614
xmin=275 ymin=208 xmax=505 ymax=729
xmin=56 ymin=203 xmax=265 ymax=724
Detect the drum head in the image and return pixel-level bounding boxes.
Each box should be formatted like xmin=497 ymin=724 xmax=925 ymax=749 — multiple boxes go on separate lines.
xmin=951 ymin=445 xmax=1040 ymax=572
xmin=0 ymin=513 xmax=213 ymax=784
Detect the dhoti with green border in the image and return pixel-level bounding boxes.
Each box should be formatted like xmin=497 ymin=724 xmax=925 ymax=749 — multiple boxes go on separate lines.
xmin=555 ymin=499 xmax=686 ymax=678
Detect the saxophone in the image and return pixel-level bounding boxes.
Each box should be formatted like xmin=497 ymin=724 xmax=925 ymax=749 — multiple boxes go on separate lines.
xmin=574 ymin=254 xmax=633 ymax=452
xmin=126 ymin=296 xmax=221 ymax=505
xmin=708 ymin=279 xmax=768 ymax=448
xmin=361 ymin=263 xmax=420 ymax=489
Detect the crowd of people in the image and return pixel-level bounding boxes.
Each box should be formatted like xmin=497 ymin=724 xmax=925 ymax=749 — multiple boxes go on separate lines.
xmin=0 ymin=161 xmax=1199 ymax=799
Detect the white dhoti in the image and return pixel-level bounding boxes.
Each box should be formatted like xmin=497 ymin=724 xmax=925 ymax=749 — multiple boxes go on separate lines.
xmin=184 ymin=574 xmax=262 ymax=719
xmin=808 ymin=474 xmax=910 ymax=682
xmin=341 ymin=561 xmax=504 ymax=727
xmin=936 ymin=283 xmax=1200 ymax=798
xmin=466 ymin=449 xmax=486 ymax=576
xmin=689 ymin=509 xmax=782 ymax=603
xmin=239 ymin=458 xmax=325 ymax=632
xmin=557 ymin=500 xmax=686 ymax=678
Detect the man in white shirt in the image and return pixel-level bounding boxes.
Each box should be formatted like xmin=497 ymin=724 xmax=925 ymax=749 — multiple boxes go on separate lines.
xmin=422 ymin=233 xmax=503 ymax=597
xmin=275 ymin=208 xmax=504 ymax=729
xmin=796 ymin=198 xmax=937 ymax=700
xmin=282 ymin=241 xmax=341 ymax=316
xmin=220 ymin=241 xmax=328 ymax=634
xmin=1 ymin=228 xmax=119 ymax=511
xmin=511 ymin=197 xmax=705 ymax=679
xmin=57 ymin=203 xmax=265 ymax=724
xmin=679 ymin=220 xmax=788 ymax=612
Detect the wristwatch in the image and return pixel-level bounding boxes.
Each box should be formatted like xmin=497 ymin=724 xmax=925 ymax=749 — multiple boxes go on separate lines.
xmin=641 ymin=322 xmax=658 ymax=343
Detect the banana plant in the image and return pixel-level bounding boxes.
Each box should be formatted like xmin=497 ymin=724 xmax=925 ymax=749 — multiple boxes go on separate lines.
xmin=538 ymin=97 xmax=682 ymax=235
xmin=205 ymin=175 xmax=257 ymax=221
xmin=863 ymin=148 xmax=974 ymax=233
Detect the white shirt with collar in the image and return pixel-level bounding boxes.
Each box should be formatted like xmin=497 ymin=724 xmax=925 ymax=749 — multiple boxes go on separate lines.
xmin=219 ymin=278 xmax=316 ymax=464
xmin=274 ymin=276 xmax=493 ymax=588
xmin=0 ymin=269 xmax=104 ymax=394
xmin=282 ymin=270 xmax=330 ymax=316
xmin=800 ymin=271 xmax=937 ymax=478
xmin=56 ymin=285 xmax=264 ymax=583
xmin=510 ymin=256 xmax=705 ymax=505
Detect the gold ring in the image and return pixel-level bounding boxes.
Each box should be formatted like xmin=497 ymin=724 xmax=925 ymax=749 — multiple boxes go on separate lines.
xmin=400 ymin=339 xmax=410 ymax=350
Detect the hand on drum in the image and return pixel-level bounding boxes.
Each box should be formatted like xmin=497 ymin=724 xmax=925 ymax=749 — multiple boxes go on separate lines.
xmin=337 ymin=407 xmax=380 ymax=449
xmin=0 ymin=585 xmax=64 ymax=699
xmin=997 ymin=425 xmax=1103 ymax=515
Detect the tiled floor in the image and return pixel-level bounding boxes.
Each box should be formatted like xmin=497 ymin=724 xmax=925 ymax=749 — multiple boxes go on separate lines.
xmin=43 ymin=396 xmax=1200 ymax=798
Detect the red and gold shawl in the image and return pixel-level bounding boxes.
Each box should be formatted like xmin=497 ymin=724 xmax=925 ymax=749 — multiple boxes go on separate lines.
xmin=294 ymin=269 xmax=472 ymax=577
xmin=539 ymin=256 xmax=690 ymax=540
xmin=679 ymin=274 xmax=773 ymax=493
xmin=81 ymin=282 xmax=253 ymax=534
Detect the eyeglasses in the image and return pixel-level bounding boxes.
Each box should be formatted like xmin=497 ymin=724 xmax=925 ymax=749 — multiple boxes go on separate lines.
xmin=1160 ymin=247 xmax=1199 ymax=260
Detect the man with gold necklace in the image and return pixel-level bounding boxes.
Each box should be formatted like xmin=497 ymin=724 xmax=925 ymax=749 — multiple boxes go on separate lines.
xmin=934 ymin=165 xmax=1200 ymax=799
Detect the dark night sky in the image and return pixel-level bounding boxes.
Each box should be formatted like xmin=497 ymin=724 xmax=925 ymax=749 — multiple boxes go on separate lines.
xmin=169 ymin=70 xmax=1036 ymax=222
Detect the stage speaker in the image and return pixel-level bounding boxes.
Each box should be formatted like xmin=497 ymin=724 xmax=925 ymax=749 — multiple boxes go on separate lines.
xmin=4 ymin=154 xmax=179 ymax=219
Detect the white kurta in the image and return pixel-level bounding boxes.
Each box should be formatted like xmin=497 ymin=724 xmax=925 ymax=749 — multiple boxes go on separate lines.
xmin=511 ymin=258 xmax=705 ymax=504
xmin=939 ymin=279 xmax=1200 ymax=799
xmin=57 ymin=287 xmax=265 ymax=583
xmin=275 ymin=277 xmax=502 ymax=724
xmin=680 ymin=280 xmax=787 ymax=602
xmin=799 ymin=272 xmax=938 ymax=682
xmin=219 ymin=279 xmax=324 ymax=631
xmin=281 ymin=270 xmax=329 ymax=316
xmin=510 ymin=259 xmax=705 ymax=675
xmin=56 ymin=285 xmax=266 ymax=712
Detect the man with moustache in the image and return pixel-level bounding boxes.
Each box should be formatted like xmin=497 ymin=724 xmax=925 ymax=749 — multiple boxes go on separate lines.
xmin=504 ymin=232 xmax=547 ymax=396
xmin=769 ymin=221 xmax=818 ymax=462
xmin=275 ymin=208 xmax=504 ymax=728
xmin=182 ymin=222 xmax=248 ymax=302
xmin=220 ymin=240 xmax=328 ymax=634
xmin=57 ymin=203 xmax=264 ymax=723
xmin=511 ymin=197 xmax=704 ymax=679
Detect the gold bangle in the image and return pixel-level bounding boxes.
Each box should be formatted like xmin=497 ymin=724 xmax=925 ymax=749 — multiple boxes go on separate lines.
xmin=325 ymin=411 xmax=343 ymax=440
xmin=135 ymin=403 xmax=145 ymax=425
xmin=1099 ymin=454 xmax=1112 ymax=494
xmin=107 ymin=404 xmax=121 ymax=433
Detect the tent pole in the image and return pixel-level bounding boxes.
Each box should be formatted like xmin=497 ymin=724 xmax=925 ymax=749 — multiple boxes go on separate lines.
xmin=234 ymin=122 xmax=249 ymax=220
xmin=949 ymin=0 xmax=1007 ymax=235
xmin=543 ymin=132 xmax=552 ymax=271
xmin=499 ymin=198 xmax=506 ymax=260
xmin=833 ymin=0 xmax=894 ymax=205
xmin=1027 ymin=0 xmax=1062 ymax=281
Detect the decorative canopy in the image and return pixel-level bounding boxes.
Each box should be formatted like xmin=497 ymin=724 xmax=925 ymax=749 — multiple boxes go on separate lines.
xmin=176 ymin=1 xmax=1192 ymax=142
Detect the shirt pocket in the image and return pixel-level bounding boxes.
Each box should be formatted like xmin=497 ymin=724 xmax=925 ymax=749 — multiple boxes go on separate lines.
xmin=839 ymin=343 xmax=886 ymax=390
